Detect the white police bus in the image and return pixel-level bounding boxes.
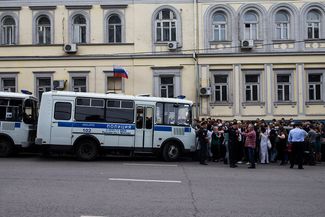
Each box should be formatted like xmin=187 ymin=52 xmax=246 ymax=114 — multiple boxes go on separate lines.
xmin=0 ymin=91 xmax=38 ymax=157
xmin=35 ymin=91 xmax=196 ymax=161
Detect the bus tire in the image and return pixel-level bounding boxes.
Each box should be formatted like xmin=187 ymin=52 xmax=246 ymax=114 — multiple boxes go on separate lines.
xmin=162 ymin=141 xmax=181 ymax=162
xmin=0 ymin=138 xmax=14 ymax=157
xmin=75 ymin=139 xmax=99 ymax=161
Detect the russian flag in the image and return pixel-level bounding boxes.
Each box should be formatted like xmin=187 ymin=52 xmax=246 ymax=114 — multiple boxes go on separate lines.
xmin=113 ymin=66 xmax=129 ymax=79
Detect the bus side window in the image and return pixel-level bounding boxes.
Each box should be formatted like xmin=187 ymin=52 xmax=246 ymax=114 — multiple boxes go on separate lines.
xmin=145 ymin=107 xmax=153 ymax=129
xmin=156 ymin=103 xmax=163 ymax=124
xmin=54 ymin=102 xmax=72 ymax=120
xmin=136 ymin=107 xmax=144 ymax=129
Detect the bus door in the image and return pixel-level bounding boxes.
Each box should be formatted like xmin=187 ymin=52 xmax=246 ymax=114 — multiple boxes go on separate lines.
xmin=50 ymin=100 xmax=74 ymax=145
xmin=135 ymin=106 xmax=154 ymax=148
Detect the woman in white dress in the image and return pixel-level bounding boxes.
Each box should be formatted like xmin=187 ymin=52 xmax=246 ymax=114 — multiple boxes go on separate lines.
xmin=260 ymin=127 xmax=269 ymax=164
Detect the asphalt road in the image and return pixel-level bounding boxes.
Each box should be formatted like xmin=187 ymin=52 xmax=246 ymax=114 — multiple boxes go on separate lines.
xmin=0 ymin=155 xmax=325 ymax=217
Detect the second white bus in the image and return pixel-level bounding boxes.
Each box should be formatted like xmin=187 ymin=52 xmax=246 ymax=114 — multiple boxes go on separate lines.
xmin=35 ymin=91 xmax=196 ymax=161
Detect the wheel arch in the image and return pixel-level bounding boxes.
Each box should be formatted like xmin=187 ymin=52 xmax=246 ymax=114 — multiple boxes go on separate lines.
xmin=0 ymin=133 xmax=15 ymax=146
xmin=161 ymin=137 xmax=185 ymax=153
xmin=73 ymin=134 xmax=101 ymax=148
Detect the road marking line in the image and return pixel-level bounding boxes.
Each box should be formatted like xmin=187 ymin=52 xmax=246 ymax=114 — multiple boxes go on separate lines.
xmin=123 ymin=163 xmax=178 ymax=167
xmin=81 ymin=216 xmax=107 ymax=217
xmin=109 ymin=178 xmax=182 ymax=183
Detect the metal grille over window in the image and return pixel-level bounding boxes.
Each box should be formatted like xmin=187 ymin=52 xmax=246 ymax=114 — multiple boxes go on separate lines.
xmin=0 ymin=98 xmax=23 ymax=122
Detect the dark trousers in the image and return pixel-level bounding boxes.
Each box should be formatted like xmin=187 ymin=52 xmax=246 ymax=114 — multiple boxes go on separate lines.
xmin=247 ymin=147 xmax=256 ymax=168
xmin=228 ymin=142 xmax=237 ymax=166
xmin=200 ymin=142 xmax=208 ymax=163
xmin=211 ymin=144 xmax=220 ymax=160
xmin=290 ymin=142 xmax=304 ymax=168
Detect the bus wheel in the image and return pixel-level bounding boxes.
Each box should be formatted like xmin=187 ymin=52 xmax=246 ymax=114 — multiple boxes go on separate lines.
xmin=75 ymin=139 xmax=99 ymax=161
xmin=0 ymin=139 xmax=14 ymax=157
xmin=163 ymin=142 xmax=181 ymax=162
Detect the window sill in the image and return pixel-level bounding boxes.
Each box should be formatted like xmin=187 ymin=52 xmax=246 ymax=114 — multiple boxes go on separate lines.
xmin=272 ymin=40 xmax=296 ymax=43
xmin=274 ymin=101 xmax=297 ymax=108
xmin=305 ymin=101 xmax=325 ymax=106
xmin=242 ymin=102 xmax=265 ymax=107
xmin=209 ymin=40 xmax=232 ymax=44
xmin=210 ymin=102 xmax=233 ymax=106
xmin=304 ymin=39 xmax=325 ymax=43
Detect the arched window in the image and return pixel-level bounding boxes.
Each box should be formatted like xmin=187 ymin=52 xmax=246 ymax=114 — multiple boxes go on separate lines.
xmin=212 ymin=12 xmax=227 ymax=41
xmin=72 ymin=14 xmax=87 ymax=44
xmin=155 ymin=9 xmax=177 ymax=42
xmin=36 ymin=15 xmax=51 ymax=44
xmin=275 ymin=11 xmax=289 ymax=40
xmin=108 ymin=14 xmax=122 ymax=43
xmin=244 ymin=11 xmax=258 ymax=40
xmin=1 ymin=16 xmax=16 ymax=45
xmin=307 ymin=10 xmax=321 ymax=39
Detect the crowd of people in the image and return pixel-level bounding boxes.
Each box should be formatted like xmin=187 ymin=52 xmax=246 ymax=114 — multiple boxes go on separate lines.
xmin=194 ymin=118 xmax=325 ymax=169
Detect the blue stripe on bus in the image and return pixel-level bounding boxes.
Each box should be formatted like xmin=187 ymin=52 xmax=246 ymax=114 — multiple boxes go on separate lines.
xmin=58 ymin=122 xmax=135 ymax=130
xmin=15 ymin=123 xmax=21 ymax=128
xmin=57 ymin=122 xmax=191 ymax=132
xmin=154 ymin=126 xmax=172 ymax=132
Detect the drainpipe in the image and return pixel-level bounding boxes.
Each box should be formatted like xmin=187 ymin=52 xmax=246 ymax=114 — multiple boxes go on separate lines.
xmin=193 ymin=0 xmax=199 ymax=119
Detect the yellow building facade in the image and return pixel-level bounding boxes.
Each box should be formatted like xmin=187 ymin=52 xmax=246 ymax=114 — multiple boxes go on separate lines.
xmin=0 ymin=0 xmax=324 ymax=120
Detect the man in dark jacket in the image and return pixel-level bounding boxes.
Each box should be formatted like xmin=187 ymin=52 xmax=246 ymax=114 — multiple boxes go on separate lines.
xmin=228 ymin=122 xmax=239 ymax=168
xmin=197 ymin=121 xmax=209 ymax=165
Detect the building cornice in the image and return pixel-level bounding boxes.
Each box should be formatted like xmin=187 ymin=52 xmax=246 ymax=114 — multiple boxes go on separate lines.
xmin=65 ymin=5 xmax=93 ymax=10
xmin=29 ymin=6 xmax=57 ymax=10
xmin=0 ymin=7 xmax=21 ymax=11
xmin=100 ymin=5 xmax=128 ymax=9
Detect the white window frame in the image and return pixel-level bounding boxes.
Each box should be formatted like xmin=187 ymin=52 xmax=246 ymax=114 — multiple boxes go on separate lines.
xmin=68 ymin=71 xmax=89 ymax=92
xmin=107 ymin=14 xmax=122 ymax=43
xmin=153 ymin=68 xmax=181 ymax=98
xmin=275 ymin=11 xmax=290 ymax=40
xmin=212 ymin=13 xmax=227 ymax=41
xmin=244 ymin=74 xmax=260 ymax=102
xmin=307 ymin=73 xmax=323 ymax=101
xmin=36 ymin=15 xmax=51 ymax=44
xmin=0 ymin=73 xmax=17 ymax=92
xmin=213 ymin=73 xmax=229 ymax=102
xmin=159 ymin=76 xmax=175 ymax=98
xmin=243 ymin=12 xmax=259 ymax=40
xmin=307 ymin=11 xmax=321 ymax=39
xmin=1 ymin=15 xmax=17 ymax=45
xmin=69 ymin=11 xmax=90 ymax=44
xmin=34 ymin=72 xmax=54 ymax=101
xmin=104 ymin=71 xmax=124 ymax=93
xmin=275 ymin=73 xmax=292 ymax=102
xmin=155 ymin=9 xmax=177 ymax=42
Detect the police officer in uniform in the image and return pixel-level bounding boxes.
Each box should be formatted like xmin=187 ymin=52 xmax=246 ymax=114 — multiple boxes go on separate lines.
xmin=197 ymin=121 xmax=209 ymax=165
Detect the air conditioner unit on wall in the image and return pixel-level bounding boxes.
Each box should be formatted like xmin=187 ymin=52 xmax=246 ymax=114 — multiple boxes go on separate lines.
xmin=241 ymin=40 xmax=254 ymax=49
xmin=53 ymin=80 xmax=66 ymax=90
xmin=200 ymin=87 xmax=212 ymax=96
xmin=64 ymin=43 xmax=77 ymax=53
xmin=167 ymin=41 xmax=178 ymax=51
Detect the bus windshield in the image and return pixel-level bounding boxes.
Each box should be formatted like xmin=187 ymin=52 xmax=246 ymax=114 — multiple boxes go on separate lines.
xmin=156 ymin=102 xmax=192 ymax=126
xmin=0 ymin=98 xmax=23 ymax=122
